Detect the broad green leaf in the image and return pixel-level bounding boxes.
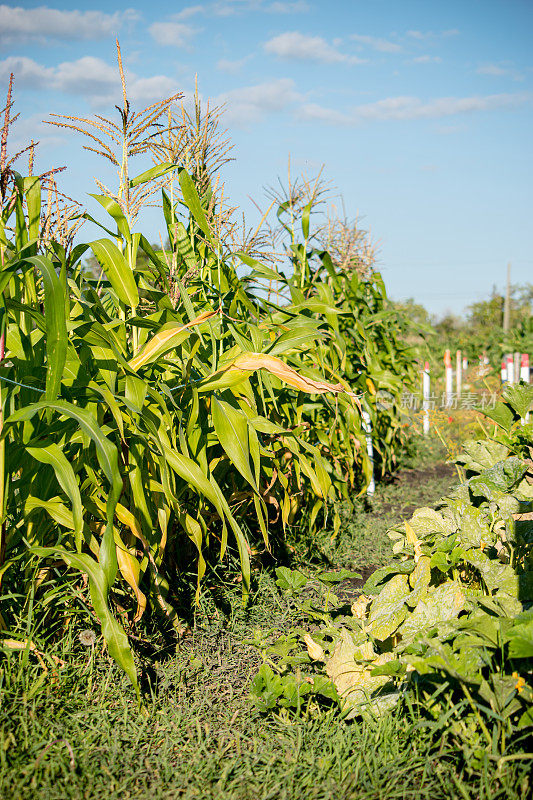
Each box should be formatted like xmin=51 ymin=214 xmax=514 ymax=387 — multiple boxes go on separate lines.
xmin=469 ymin=458 xmax=527 ymax=500
xmin=27 ymin=443 xmax=83 ymax=548
xmin=212 ymin=396 xmax=257 ymax=491
xmin=503 ymin=383 xmax=533 ymax=420
xmin=27 ymin=255 xmax=67 ymax=404
xmin=507 ymin=610 xmax=533 ymax=658
xmin=456 ymin=439 xmax=510 ymax=472
xmin=368 ymin=574 xmax=410 ymax=640
xmin=90 ymin=238 xmax=139 ymax=308
xmin=178 ymin=168 xmax=215 ymax=245
xmin=25 ymin=496 xmax=74 ymax=529
xmin=5 ymin=400 xmax=122 ymax=588
xmin=130 ymin=162 xmax=177 ymax=188
xmin=89 ymin=195 xmax=131 ymax=243
xmin=482 ymin=402 xmax=515 ymax=433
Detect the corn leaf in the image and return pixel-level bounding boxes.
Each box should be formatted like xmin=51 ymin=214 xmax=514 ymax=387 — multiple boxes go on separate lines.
xmin=90 ymin=238 xmax=139 ymax=309
xmin=32 ymin=546 xmax=139 ymax=699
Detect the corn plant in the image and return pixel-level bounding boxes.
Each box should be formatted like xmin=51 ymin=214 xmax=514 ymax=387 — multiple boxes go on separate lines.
xmin=0 ymin=54 xmax=421 ymax=694
xmin=0 ymin=73 xmax=362 ymax=695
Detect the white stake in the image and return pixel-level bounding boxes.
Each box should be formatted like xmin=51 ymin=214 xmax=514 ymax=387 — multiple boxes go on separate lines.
xmin=520 ymin=354 xmax=530 ymax=383
xmin=422 ymin=361 xmax=430 ymax=436
xmin=462 ymin=355 xmax=468 ymax=372
xmin=507 ymin=353 xmax=515 ymax=385
xmin=361 ymin=410 xmax=375 ymax=497
xmin=501 ymin=359 xmax=507 ymax=384
xmin=444 ymin=349 xmax=453 ymax=407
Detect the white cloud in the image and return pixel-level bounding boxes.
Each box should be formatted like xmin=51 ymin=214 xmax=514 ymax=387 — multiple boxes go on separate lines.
xmin=406 ymin=28 xmax=459 ymax=40
xmin=296 ymin=103 xmax=351 ymax=124
xmin=216 ymin=77 xmax=300 ymax=124
xmin=264 ymin=31 xmax=365 ymax=64
xmin=410 ymin=55 xmax=442 ymax=64
xmin=477 ymin=63 xmax=524 ymax=81
xmin=351 ymin=34 xmax=402 ymax=53
xmin=265 ymin=1 xmax=310 ymax=12
xmin=10 ymin=113 xmax=65 ymax=152
xmin=297 ymin=92 xmax=531 ymax=124
xmin=126 ymin=75 xmax=183 ymax=103
xmin=174 ymin=4 xmax=205 ymax=19
xmin=148 ymin=21 xmax=198 ymax=47
xmin=0 ymin=55 xmax=182 ymax=108
xmin=53 ymin=56 xmax=120 ymax=97
xmin=160 ymin=0 xmax=308 ymax=19
xmin=217 ymin=56 xmax=252 ymax=73
xmin=0 ymin=56 xmax=54 ymax=88
xmin=0 ymin=4 xmax=138 ymax=43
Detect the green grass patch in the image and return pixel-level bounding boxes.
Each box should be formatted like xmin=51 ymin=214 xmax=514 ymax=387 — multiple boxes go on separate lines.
xmin=1 ymin=449 xmax=529 ymax=800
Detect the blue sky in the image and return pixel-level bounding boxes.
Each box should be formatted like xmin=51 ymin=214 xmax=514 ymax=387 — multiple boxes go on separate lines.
xmin=1 ymin=0 xmax=532 ymax=315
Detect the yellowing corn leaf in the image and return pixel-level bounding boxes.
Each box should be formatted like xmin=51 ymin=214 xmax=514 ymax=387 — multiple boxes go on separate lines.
xmin=115 ymin=541 xmax=147 ymax=623
xmin=198 ymin=352 xmax=356 ymax=397
xmin=129 ymin=308 xmax=217 ymax=370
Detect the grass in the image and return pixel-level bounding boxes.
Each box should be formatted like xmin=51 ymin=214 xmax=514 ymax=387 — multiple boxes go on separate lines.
xmin=1 ymin=434 xmax=530 ymax=800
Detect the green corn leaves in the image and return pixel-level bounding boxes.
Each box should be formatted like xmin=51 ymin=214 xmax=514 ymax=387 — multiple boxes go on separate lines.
xmin=212 ymin=396 xmax=257 ymax=491
xmin=26 ymin=256 xmax=67 ymax=403
xmin=33 ymin=546 xmax=139 ymax=700
xmin=0 ymin=161 xmax=418 ymax=701
xmin=27 ymin=443 xmax=84 ymax=549
xmin=90 ymin=238 xmax=139 ymax=308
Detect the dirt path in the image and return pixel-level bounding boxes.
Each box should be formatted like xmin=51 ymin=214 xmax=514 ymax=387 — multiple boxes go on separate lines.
xmin=330 ymin=459 xmax=458 ymax=595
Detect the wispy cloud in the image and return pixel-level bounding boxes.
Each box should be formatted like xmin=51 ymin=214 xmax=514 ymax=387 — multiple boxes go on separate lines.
xmin=351 ymin=34 xmax=402 ymax=53
xmin=217 ymin=56 xmax=253 ymax=73
xmin=10 ymin=113 xmax=65 ymax=152
xmin=174 ymin=5 xmax=205 ymax=20
xmin=410 ymin=55 xmax=442 ymax=64
xmin=406 ymin=29 xmax=459 ymax=40
xmin=216 ymin=77 xmax=300 ymax=124
xmin=477 ymin=63 xmax=524 ymax=81
xmin=297 ymin=92 xmax=531 ymax=124
xmin=148 ymin=21 xmax=199 ymax=48
xmin=0 ymin=4 xmax=138 ymax=44
xmin=172 ymin=0 xmax=308 ymax=17
xmin=264 ymin=31 xmax=365 ymax=64
xmin=0 ymin=55 xmax=180 ymax=107
xmin=265 ymin=1 xmax=309 ymax=12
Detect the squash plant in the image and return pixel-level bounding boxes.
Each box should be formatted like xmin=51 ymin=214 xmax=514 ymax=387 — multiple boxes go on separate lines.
xmin=250 ymin=386 xmax=533 ymax=763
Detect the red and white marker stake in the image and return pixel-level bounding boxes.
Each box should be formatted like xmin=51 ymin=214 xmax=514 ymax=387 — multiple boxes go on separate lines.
xmin=520 ymin=354 xmax=530 ymax=383
xmin=501 ymin=359 xmax=507 ymax=383
xmin=462 ymin=356 xmax=468 ymax=372
xmin=423 ymin=361 xmax=430 ymax=435
xmin=444 ymin=349 xmax=453 ymax=407
xmin=507 ymin=354 xmax=515 ymax=385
